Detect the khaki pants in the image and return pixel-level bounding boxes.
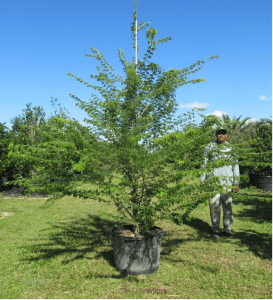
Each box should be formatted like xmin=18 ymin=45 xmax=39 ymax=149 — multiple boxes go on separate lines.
xmin=209 ymin=190 xmax=233 ymax=234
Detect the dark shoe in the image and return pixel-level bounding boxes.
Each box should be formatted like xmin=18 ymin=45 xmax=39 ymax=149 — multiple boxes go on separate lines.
xmin=223 ymin=231 xmax=234 ymax=239
xmin=212 ymin=232 xmax=221 ymax=239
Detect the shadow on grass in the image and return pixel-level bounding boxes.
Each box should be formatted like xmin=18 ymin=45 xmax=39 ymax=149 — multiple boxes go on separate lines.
xmin=22 ymin=214 xmax=116 ymax=268
xmin=234 ymin=230 xmax=272 ymax=260
xmin=170 ymin=211 xmax=272 ymax=260
xmin=171 ymin=213 xmax=211 ymax=236
xmin=21 ymin=207 xmax=271 ymax=281
xmin=159 ymin=215 xmax=213 ymax=258
xmin=233 ymin=196 xmax=272 ymax=224
xmin=21 ymin=214 xmax=162 ymax=282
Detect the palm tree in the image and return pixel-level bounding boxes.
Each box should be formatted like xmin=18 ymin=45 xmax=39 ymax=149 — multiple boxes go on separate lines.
xmin=214 ymin=114 xmax=259 ymax=183
xmin=217 ymin=114 xmax=259 ymax=144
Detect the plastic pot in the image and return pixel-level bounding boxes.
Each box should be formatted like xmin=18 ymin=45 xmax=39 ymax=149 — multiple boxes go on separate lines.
xmin=110 ymin=225 xmax=164 ymax=275
xmin=254 ymin=174 xmax=272 ymax=192
xmin=248 ymin=172 xmax=256 ymax=186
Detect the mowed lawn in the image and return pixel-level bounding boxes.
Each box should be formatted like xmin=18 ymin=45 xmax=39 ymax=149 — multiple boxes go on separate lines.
xmin=0 ymin=182 xmax=271 ymax=299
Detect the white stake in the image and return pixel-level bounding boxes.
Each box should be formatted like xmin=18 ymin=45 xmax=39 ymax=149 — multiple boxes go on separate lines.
xmin=135 ymin=19 xmax=137 ymax=67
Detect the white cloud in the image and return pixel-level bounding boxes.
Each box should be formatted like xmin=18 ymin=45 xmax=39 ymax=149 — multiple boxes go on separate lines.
xmin=259 ymin=95 xmax=271 ymax=100
xmin=208 ymin=110 xmax=226 ymax=119
xmin=180 ymin=101 xmax=209 ymax=109
xmin=244 ymin=118 xmax=258 ymax=126
xmin=206 ymin=111 xmax=226 ymax=129
xmin=208 ymin=112 xmax=258 ymax=129
xmin=208 ymin=112 xmax=258 ymax=124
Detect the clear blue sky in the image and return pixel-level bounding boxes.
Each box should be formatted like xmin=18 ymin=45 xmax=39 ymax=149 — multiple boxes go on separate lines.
xmin=0 ymin=0 xmax=272 ymax=129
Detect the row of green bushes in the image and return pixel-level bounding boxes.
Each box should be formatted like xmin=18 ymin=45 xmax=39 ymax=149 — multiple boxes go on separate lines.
xmin=1 ymin=101 xmax=271 ymax=190
xmin=0 ymin=100 xmax=97 ymax=188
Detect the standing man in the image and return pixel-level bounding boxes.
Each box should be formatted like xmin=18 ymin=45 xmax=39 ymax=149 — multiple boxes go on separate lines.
xmin=200 ymin=128 xmax=240 ymax=239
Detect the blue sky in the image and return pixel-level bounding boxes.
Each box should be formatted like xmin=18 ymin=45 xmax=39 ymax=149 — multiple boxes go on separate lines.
xmin=0 ymin=0 xmax=272 ymax=129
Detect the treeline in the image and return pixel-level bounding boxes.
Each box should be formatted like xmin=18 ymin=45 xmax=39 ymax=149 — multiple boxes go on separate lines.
xmin=0 ymin=99 xmax=271 ymax=193
xmin=0 ymin=99 xmax=101 ymax=189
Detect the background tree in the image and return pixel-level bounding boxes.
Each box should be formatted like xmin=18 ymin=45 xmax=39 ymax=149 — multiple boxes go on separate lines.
xmin=0 ymin=122 xmax=14 ymax=188
xmin=215 ymin=114 xmax=258 ymax=144
xmin=5 ymin=99 xmax=98 ymax=190
xmin=210 ymin=113 xmax=261 ymax=184
xmin=246 ymin=118 xmax=272 ymax=176
xmin=4 ymin=103 xmax=47 ymax=184
xmin=11 ymin=103 xmax=46 ymax=146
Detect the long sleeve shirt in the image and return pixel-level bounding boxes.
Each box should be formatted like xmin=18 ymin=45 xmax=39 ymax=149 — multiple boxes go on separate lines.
xmin=200 ymin=140 xmax=240 ymax=186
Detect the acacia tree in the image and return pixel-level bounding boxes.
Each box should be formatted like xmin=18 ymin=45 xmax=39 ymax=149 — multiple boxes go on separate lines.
xmin=63 ymin=1 xmax=223 ymax=231
xmin=9 ymin=1 xmax=232 ymax=232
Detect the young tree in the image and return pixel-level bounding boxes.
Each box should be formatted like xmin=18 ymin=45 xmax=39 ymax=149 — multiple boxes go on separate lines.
xmin=64 ymin=1 xmax=222 ymax=231
xmin=9 ymin=1 xmax=226 ymax=232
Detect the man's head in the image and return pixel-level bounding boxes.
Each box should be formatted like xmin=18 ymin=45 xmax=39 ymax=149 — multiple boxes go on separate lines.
xmin=215 ymin=128 xmax=228 ymax=144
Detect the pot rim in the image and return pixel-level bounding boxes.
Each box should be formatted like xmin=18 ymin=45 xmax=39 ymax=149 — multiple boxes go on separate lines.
xmin=110 ymin=225 xmax=164 ymax=239
xmin=253 ymin=174 xmax=272 ymax=178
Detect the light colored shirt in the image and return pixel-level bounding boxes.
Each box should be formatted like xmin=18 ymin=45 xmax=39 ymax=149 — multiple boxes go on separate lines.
xmin=200 ymin=140 xmax=240 ymax=186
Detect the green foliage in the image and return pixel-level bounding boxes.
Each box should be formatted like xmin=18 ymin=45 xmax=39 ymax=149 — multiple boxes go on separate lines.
xmin=8 ymin=1 xmax=224 ymax=233
xmin=10 ymin=102 xmax=46 ymax=145
xmin=216 ymin=114 xmax=258 ymax=144
xmin=1 ymin=103 xmax=48 ymax=182
xmin=247 ymin=118 xmax=272 ymax=175
xmin=64 ymin=2 xmax=222 ymax=232
xmin=0 ymin=122 xmax=14 ymax=179
xmin=8 ymin=2 xmax=220 ymax=232
xmin=8 ymin=115 xmax=99 ymax=196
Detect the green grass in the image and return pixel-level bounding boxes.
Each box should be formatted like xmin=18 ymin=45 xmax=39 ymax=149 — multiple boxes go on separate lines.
xmin=0 ymin=185 xmax=271 ymax=299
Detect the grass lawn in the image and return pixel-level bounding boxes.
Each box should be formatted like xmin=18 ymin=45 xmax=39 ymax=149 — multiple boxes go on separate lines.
xmin=0 ymin=184 xmax=271 ymax=299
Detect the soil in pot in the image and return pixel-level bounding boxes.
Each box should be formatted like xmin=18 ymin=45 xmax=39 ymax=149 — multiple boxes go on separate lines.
xmin=110 ymin=225 xmax=164 ymax=275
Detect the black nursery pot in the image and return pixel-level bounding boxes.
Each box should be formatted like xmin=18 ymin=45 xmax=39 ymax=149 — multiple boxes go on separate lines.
xmin=110 ymin=225 xmax=164 ymax=275
xmin=254 ymin=174 xmax=272 ymax=192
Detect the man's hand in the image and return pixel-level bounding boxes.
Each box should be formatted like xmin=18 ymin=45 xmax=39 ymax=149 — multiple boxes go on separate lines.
xmin=233 ymin=185 xmax=239 ymax=193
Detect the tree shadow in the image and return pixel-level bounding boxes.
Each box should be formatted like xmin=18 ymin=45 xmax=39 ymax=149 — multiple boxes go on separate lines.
xmin=233 ymin=196 xmax=272 ymax=224
xmin=171 ymin=213 xmax=212 ymax=236
xmin=169 ymin=211 xmax=272 ymax=261
xmin=21 ymin=208 xmax=271 ymax=282
xmin=234 ymin=230 xmax=272 ymax=260
xmin=160 ymin=215 xmax=213 ymax=258
xmin=21 ymin=214 xmax=172 ymax=282
xmin=21 ymin=214 xmax=116 ymax=268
